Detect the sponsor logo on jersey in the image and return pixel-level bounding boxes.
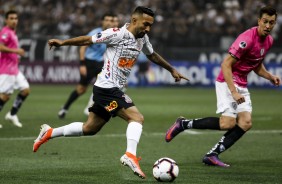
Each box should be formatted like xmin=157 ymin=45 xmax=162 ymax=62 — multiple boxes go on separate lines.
xmin=105 ymin=101 xmax=118 ymax=112
xmin=118 ymin=57 xmax=136 ymax=68
xmin=239 ymin=41 xmax=247 ymax=48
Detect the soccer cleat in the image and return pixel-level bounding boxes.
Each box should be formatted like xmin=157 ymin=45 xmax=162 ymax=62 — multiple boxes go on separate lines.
xmin=165 ymin=117 xmax=186 ymax=142
xmin=33 ymin=124 xmax=53 ymax=152
xmin=120 ymin=152 xmax=146 ymax=179
xmin=5 ymin=112 xmax=23 ymax=128
xmin=202 ymin=155 xmax=230 ymax=167
xmin=58 ymin=109 xmax=67 ymax=119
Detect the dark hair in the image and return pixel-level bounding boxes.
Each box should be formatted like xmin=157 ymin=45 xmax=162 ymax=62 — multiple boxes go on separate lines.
xmin=133 ymin=6 xmax=155 ymax=17
xmin=101 ymin=12 xmax=117 ymax=20
xmin=259 ymin=6 xmax=277 ymax=19
xmin=5 ymin=10 xmax=18 ymax=19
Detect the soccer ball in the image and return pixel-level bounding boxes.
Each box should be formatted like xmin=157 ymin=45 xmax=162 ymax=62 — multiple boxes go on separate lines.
xmin=152 ymin=157 xmax=179 ymax=182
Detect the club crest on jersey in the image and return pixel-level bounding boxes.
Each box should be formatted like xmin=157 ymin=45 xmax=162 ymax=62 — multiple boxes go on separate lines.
xmin=260 ymin=48 xmax=264 ymax=56
xmin=122 ymin=94 xmax=132 ymax=103
xmin=239 ymin=41 xmax=247 ymax=48
xmin=105 ymin=101 xmax=118 ymax=112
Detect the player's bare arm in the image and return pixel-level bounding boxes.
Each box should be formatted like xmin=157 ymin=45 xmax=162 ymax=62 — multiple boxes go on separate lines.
xmin=48 ymin=36 xmax=93 ymax=50
xmin=146 ymin=51 xmax=189 ymax=82
xmin=254 ymin=62 xmax=281 ymax=86
xmin=0 ymin=44 xmax=25 ymax=57
xmin=79 ymin=46 xmax=88 ymax=76
xmin=221 ymin=54 xmax=245 ymax=104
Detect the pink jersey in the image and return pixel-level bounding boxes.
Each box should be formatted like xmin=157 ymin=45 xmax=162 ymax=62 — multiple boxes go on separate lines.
xmin=0 ymin=26 xmax=19 ymax=75
xmin=217 ymin=27 xmax=273 ymax=87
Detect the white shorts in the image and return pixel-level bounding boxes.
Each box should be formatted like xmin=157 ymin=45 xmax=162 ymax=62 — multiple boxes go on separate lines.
xmin=215 ymin=81 xmax=252 ymax=118
xmin=0 ymin=72 xmax=29 ymax=94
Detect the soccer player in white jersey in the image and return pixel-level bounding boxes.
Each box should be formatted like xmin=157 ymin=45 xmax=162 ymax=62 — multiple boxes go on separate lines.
xmin=33 ymin=6 xmax=188 ymax=179
xmin=0 ymin=10 xmax=30 ymax=128
xmin=165 ymin=6 xmax=281 ymax=167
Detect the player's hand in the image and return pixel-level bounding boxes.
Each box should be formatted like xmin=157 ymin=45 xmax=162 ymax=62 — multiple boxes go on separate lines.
xmin=232 ymin=91 xmax=245 ymax=104
xmin=171 ymin=69 xmax=189 ymax=82
xmin=48 ymin=39 xmax=63 ymax=50
xmin=270 ymin=75 xmax=281 ymax=86
xmin=80 ymin=65 xmax=87 ymax=76
xmin=17 ymin=48 xmax=25 ymax=57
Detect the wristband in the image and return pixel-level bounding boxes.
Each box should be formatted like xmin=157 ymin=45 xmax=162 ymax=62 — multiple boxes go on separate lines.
xmin=79 ymin=60 xmax=86 ymax=66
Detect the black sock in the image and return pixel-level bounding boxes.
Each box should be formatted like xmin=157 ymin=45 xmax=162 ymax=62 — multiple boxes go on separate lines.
xmin=10 ymin=94 xmax=27 ymax=115
xmin=63 ymin=90 xmax=80 ymax=110
xmin=182 ymin=117 xmax=220 ymax=130
xmin=206 ymin=125 xmax=246 ymax=156
xmin=0 ymin=98 xmax=6 ymax=112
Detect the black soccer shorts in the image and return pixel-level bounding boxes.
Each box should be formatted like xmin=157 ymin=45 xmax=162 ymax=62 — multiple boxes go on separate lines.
xmin=88 ymin=85 xmax=135 ymax=122
xmin=79 ymin=59 xmax=104 ymax=86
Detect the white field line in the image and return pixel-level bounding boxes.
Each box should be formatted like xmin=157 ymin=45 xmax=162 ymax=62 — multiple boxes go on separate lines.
xmin=0 ymin=129 xmax=281 ymax=141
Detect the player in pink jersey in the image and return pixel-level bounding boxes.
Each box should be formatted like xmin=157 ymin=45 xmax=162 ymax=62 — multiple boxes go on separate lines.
xmin=165 ymin=6 xmax=281 ymax=167
xmin=33 ymin=6 xmax=188 ymax=179
xmin=0 ymin=10 xmax=30 ymax=128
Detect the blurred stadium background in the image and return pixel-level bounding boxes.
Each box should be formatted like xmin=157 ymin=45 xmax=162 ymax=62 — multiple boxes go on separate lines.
xmin=0 ymin=0 xmax=281 ymax=88
xmin=1 ymin=1 xmax=282 ymax=183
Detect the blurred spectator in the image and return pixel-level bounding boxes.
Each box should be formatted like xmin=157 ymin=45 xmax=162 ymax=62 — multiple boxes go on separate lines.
xmin=0 ymin=0 xmax=281 ymax=48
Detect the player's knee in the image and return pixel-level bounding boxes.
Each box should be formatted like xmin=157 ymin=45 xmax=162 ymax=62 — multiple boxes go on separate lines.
xmin=83 ymin=125 xmax=100 ymax=135
xmin=133 ymin=113 xmax=144 ymax=124
xmin=219 ymin=117 xmax=236 ymax=130
xmin=20 ymin=88 xmax=30 ymax=96
xmin=238 ymin=119 xmax=252 ymax=131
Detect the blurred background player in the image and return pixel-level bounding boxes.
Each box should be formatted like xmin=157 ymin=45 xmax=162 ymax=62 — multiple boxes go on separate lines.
xmin=0 ymin=10 xmax=30 ymax=128
xmin=33 ymin=6 xmax=188 ymax=179
xmin=58 ymin=13 xmax=118 ymax=119
xmin=83 ymin=13 xmax=120 ymax=116
xmin=165 ymin=5 xmax=281 ymax=167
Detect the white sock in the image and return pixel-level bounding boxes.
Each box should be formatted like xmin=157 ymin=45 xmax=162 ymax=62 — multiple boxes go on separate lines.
xmin=86 ymin=94 xmax=94 ymax=108
xmin=126 ymin=122 xmax=143 ymax=156
xmin=51 ymin=122 xmax=84 ymax=138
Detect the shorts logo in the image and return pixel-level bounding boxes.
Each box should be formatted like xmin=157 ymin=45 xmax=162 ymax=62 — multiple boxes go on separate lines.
xmin=239 ymin=41 xmax=247 ymax=48
xmin=231 ymin=102 xmax=237 ymax=110
xmin=105 ymin=101 xmax=118 ymax=112
xmin=123 ymin=94 xmax=132 ymax=103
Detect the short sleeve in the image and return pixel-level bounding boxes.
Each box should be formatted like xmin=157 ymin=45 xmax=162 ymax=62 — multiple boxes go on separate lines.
xmin=0 ymin=31 xmax=10 ymax=45
xmin=91 ymin=28 xmax=120 ymax=45
xmin=142 ymin=34 xmax=154 ymax=55
xmin=228 ymin=31 xmax=252 ymax=60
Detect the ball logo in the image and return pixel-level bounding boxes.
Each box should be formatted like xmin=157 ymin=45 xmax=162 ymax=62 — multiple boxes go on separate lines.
xmin=239 ymin=41 xmax=247 ymax=48
xmin=96 ymin=32 xmax=102 ymax=39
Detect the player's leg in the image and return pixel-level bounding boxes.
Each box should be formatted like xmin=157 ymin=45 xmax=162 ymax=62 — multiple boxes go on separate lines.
xmin=0 ymin=74 xmax=14 ymax=112
xmin=58 ymin=84 xmax=88 ymax=118
xmin=83 ymin=61 xmax=103 ymax=116
xmin=118 ymin=106 xmax=146 ymax=179
xmin=33 ymin=111 xmax=108 ymax=152
xmin=83 ymin=93 xmax=93 ymax=116
xmin=5 ymin=72 xmax=30 ymax=127
xmin=203 ymin=85 xmax=252 ymax=167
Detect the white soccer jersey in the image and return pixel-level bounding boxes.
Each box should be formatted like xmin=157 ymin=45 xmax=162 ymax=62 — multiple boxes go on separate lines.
xmin=91 ymin=23 xmax=154 ymax=89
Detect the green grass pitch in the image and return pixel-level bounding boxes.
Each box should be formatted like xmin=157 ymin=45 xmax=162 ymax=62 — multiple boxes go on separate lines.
xmin=0 ymin=85 xmax=281 ymax=184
